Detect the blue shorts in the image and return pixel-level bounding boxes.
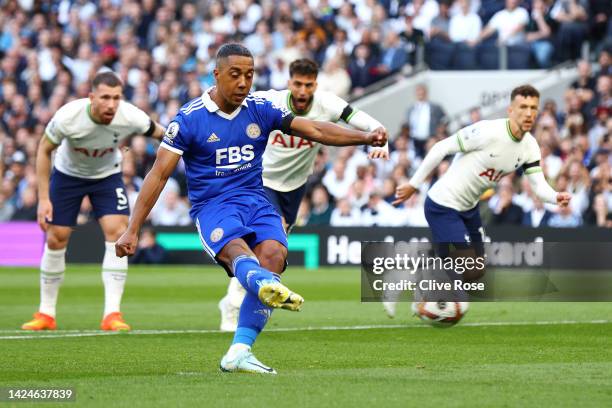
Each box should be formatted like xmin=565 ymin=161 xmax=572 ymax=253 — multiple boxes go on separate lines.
xmin=194 ymin=192 xmax=287 ymax=273
xmin=49 ymin=169 xmax=129 ymax=226
xmin=424 ymin=196 xmax=484 ymax=256
xmin=263 ymin=184 xmax=307 ymax=228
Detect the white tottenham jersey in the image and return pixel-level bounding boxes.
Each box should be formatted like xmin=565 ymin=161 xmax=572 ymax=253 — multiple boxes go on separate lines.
xmin=45 ymin=99 xmax=151 ymax=179
xmin=254 ymin=89 xmax=351 ymax=192
xmin=427 ymin=119 xmax=542 ymax=211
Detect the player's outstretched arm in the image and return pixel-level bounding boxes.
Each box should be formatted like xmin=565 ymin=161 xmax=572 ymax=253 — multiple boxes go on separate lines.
xmin=525 ymin=167 xmax=572 ymax=207
xmin=393 ymin=135 xmax=461 ymax=206
xmin=149 ymin=122 xmax=166 ymax=140
xmin=35 ymin=136 xmax=59 ymax=231
xmin=115 ymin=148 xmax=180 ymax=257
xmin=347 ymin=111 xmax=389 ymax=159
xmin=289 ymin=117 xmax=387 ymax=147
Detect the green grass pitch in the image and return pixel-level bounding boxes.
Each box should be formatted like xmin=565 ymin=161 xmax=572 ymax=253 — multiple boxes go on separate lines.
xmin=1 ymin=265 xmax=611 ymax=407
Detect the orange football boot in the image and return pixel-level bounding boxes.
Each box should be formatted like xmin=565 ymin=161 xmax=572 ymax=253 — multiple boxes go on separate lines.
xmin=100 ymin=312 xmax=131 ymax=331
xmin=21 ymin=312 xmax=57 ymax=331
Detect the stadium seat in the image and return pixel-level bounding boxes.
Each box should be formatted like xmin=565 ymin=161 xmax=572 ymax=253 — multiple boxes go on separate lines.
xmin=452 ymin=43 xmax=478 ymax=70
xmin=426 ymin=40 xmax=455 ymax=70
xmin=507 ymin=44 xmax=532 ymax=70
xmin=477 ymin=45 xmax=500 ymax=70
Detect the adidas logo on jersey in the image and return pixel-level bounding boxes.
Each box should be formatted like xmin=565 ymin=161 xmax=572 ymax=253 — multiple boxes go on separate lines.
xmin=207 ymin=133 xmax=220 ymax=143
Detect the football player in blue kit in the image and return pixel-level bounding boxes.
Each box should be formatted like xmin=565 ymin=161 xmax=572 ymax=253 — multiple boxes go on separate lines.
xmin=115 ymin=43 xmax=387 ymax=374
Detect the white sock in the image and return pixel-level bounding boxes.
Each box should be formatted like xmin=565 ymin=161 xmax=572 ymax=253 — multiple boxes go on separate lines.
xmin=102 ymin=241 xmax=128 ymax=317
xmin=226 ymin=343 xmax=250 ymax=360
xmin=39 ymin=245 xmax=66 ymax=318
xmin=227 ymin=277 xmax=246 ymax=309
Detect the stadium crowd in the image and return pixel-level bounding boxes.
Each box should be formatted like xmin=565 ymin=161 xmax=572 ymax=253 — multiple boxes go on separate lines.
xmin=0 ymin=0 xmax=611 ymax=229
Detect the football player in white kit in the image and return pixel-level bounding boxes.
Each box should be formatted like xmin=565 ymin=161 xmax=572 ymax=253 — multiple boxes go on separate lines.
xmin=22 ymin=72 xmax=165 ymax=331
xmin=218 ymin=58 xmax=388 ymax=331
xmin=389 ymin=85 xmax=572 ymax=316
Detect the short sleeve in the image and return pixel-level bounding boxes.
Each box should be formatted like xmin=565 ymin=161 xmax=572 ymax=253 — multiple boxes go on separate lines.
xmin=455 ymin=123 xmax=488 ymax=153
xmin=44 ymin=116 xmax=65 ymax=145
xmin=488 ymin=12 xmax=501 ymax=29
xmin=320 ymin=91 xmax=349 ymax=122
xmin=160 ymin=112 xmax=192 ymax=156
xmin=522 ymin=136 xmax=543 ymax=174
xmin=517 ymin=8 xmax=529 ymax=25
xmin=122 ymin=102 xmax=152 ymax=134
xmin=264 ymin=100 xmax=294 ymax=135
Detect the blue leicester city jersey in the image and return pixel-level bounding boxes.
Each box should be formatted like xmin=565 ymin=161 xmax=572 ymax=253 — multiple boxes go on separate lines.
xmin=160 ymin=90 xmax=294 ymax=213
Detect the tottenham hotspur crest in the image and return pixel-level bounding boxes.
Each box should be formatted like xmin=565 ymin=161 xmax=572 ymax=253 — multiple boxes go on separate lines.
xmin=246 ymin=123 xmax=261 ymax=139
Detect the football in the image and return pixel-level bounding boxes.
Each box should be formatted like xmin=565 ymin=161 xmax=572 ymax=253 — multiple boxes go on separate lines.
xmin=412 ymin=301 xmax=470 ymax=328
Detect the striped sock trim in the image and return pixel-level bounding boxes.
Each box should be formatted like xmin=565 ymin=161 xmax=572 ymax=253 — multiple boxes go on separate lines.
xmin=232 ymin=255 xmax=260 ymax=273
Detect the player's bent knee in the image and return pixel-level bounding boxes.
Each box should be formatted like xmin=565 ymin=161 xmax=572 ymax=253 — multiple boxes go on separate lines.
xmin=46 ymin=227 xmax=72 ymax=250
xmin=256 ymin=242 xmax=287 ymax=273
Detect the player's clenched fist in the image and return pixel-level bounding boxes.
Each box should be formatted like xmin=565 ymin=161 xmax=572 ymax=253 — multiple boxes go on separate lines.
xmin=37 ymin=199 xmax=53 ymax=231
xmin=556 ymin=192 xmax=572 ymax=207
xmin=367 ymin=127 xmax=388 ymax=147
xmin=115 ymin=231 xmax=139 ymax=257
xmin=392 ymin=183 xmax=417 ymax=206
xmin=368 ymin=148 xmax=389 ymax=160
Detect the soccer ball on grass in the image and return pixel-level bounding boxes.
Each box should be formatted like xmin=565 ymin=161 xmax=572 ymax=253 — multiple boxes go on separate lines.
xmin=412 ymin=301 xmax=469 ymax=327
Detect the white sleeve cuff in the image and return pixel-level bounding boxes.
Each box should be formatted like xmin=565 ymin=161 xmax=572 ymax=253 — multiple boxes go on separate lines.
xmin=160 ymin=141 xmax=183 ymax=156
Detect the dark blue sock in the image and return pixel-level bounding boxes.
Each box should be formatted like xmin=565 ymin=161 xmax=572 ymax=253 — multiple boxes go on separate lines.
xmin=232 ymin=273 xmax=280 ymax=347
xmin=233 ymin=255 xmax=276 ymax=296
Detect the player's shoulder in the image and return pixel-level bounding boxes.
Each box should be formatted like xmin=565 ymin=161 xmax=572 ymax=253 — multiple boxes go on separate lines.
xmin=115 ymin=100 xmax=150 ymax=122
xmin=314 ymin=90 xmax=348 ymax=108
xmin=523 ymin=131 xmax=539 ymax=148
xmin=250 ymin=89 xmax=286 ymax=104
xmin=179 ymin=96 xmax=207 ymax=117
xmin=117 ymin=100 xmax=145 ymax=115
xmin=53 ymin=98 xmax=88 ymax=122
xmin=468 ymin=118 xmax=507 ymax=134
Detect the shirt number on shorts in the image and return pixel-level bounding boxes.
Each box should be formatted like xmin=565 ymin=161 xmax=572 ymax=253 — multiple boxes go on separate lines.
xmin=115 ymin=188 xmax=128 ymax=210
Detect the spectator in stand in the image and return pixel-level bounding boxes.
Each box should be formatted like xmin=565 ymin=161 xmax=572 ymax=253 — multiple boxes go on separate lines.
xmin=150 ymin=189 xmax=191 ymax=227
xmin=348 ymin=43 xmax=379 ymax=96
xmin=490 ymin=180 xmax=524 ymax=225
xmin=322 ymin=160 xmax=355 ymax=200
xmin=405 ymin=84 xmax=447 ymax=158
xmin=330 ymin=198 xmax=362 ymax=227
xmin=475 ymin=0 xmax=529 ymax=46
xmin=550 ymin=0 xmax=589 ymax=61
xmin=399 ymin=15 xmax=425 ymax=66
xmin=317 ymin=56 xmax=352 ymax=100
xmin=131 ymin=227 xmax=167 ymax=265
xmin=377 ymin=31 xmax=408 ymax=77
xmin=525 ymin=0 xmax=555 ymax=68
xmin=0 ymin=190 xmax=14 ymax=221
xmin=406 ymin=0 xmax=439 ymax=36
xmin=523 ymin=197 xmax=554 ymax=227
xmin=361 ymin=191 xmax=400 ymax=226
xmin=449 ymin=0 xmax=483 ymax=44
xmin=548 ymin=201 xmax=583 ymax=226
xmin=307 ymin=184 xmax=333 ymax=225
xmin=595 ymin=49 xmax=611 ymax=79
xmin=429 ymin=0 xmax=452 ymax=43
xmin=11 ymin=186 xmax=37 ymax=221
xmin=570 ymin=60 xmax=596 ymax=104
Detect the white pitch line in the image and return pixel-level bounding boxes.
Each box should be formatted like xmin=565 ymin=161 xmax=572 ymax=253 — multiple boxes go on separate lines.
xmin=0 ymin=320 xmax=610 ymax=340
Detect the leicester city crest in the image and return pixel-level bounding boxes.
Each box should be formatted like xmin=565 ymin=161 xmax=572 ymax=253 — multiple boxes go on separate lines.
xmin=246 ymin=123 xmax=261 ymax=139
xmin=210 ymin=227 xmax=224 ymax=243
